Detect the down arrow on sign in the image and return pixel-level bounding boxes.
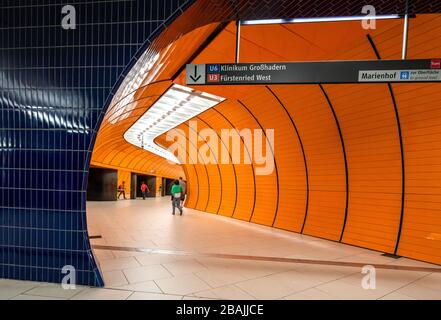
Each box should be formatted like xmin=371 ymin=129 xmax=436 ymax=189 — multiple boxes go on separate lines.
xmin=190 ymin=65 xmax=202 ymax=82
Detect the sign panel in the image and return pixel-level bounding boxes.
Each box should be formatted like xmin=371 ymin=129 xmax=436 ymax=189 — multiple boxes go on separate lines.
xmin=358 ymin=69 xmax=441 ymax=82
xmin=186 ymin=59 xmax=441 ymax=85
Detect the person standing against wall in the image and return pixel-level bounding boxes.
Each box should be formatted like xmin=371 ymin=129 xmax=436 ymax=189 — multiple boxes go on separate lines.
xmin=117 ymin=181 xmax=126 ymax=200
xmin=171 ymin=180 xmax=183 ymax=215
xmin=140 ymin=181 xmax=149 ymax=200
xmin=179 ymin=177 xmax=186 ymax=207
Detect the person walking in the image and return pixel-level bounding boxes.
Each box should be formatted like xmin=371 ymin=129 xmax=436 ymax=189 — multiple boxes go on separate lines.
xmin=140 ymin=181 xmax=149 ymax=200
xmin=117 ymin=181 xmax=126 ymax=199
xmin=179 ymin=177 xmax=186 ymax=207
xmin=171 ymin=180 xmax=183 ymax=215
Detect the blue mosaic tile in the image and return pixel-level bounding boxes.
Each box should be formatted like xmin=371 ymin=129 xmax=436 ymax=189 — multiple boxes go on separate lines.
xmin=0 ymin=0 xmax=193 ymax=287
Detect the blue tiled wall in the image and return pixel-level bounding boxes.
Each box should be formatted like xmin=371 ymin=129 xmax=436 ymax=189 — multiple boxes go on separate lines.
xmin=0 ymin=0 xmax=192 ymax=286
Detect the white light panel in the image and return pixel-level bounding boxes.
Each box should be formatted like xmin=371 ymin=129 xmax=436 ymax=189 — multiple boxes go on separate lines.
xmin=124 ymin=84 xmax=225 ymax=163
xmin=110 ymin=53 xmax=160 ymax=124
xmin=241 ymin=15 xmax=400 ymax=25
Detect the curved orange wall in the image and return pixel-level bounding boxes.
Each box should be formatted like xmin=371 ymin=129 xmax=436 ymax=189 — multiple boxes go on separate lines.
xmin=162 ymin=15 xmax=441 ymax=264
xmin=93 ymin=14 xmax=441 ymax=265
xmin=90 ymin=22 xmax=223 ymax=179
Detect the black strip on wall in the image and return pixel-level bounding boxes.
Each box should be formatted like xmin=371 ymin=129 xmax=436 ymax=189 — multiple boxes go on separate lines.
xmin=212 ymin=106 xmax=257 ymax=220
xmin=184 ymin=122 xmax=219 ymax=213
xmin=196 ymin=115 xmax=237 ymax=215
xmin=237 ymin=99 xmax=280 ymax=224
xmin=266 ymin=86 xmax=310 ymax=229
xmin=318 ymin=84 xmax=349 ymax=242
xmin=366 ymin=34 xmax=406 ymax=255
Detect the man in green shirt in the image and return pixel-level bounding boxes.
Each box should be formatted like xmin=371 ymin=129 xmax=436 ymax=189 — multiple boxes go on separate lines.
xmin=171 ymin=180 xmax=183 ymax=215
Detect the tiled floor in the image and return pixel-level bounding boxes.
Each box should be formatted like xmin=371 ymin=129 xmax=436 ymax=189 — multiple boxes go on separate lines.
xmin=1 ymin=197 xmax=440 ymax=300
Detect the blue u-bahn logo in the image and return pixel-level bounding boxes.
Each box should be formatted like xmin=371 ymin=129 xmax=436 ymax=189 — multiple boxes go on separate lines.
xmin=400 ymin=71 xmax=410 ymax=80
xmin=207 ymin=64 xmax=220 ymax=73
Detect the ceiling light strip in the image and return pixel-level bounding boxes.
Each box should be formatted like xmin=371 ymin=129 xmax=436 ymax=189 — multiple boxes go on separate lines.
xmin=241 ymin=15 xmax=401 ymax=26
xmin=124 ymin=84 xmax=225 ymax=163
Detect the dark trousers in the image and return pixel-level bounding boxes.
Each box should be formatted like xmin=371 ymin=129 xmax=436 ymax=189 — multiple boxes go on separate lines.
xmin=142 ymin=191 xmax=146 ymax=200
xmin=172 ymin=197 xmax=182 ymax=215
xmin=118 ymin=191 xmax=125 ymax=199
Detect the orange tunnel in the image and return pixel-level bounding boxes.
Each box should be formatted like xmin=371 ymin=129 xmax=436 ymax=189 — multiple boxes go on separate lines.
xmin=91 ymin=12 xmax=441 ymax=265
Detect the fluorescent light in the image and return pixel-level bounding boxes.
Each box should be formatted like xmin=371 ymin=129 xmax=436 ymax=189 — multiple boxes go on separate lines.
xmin=109 ymin=53 xmax=160 ymax=124
xmin=241 ymin=15 xmax=401 ymax=25
xmin=124 ymin=84 xmax=225 ymax=163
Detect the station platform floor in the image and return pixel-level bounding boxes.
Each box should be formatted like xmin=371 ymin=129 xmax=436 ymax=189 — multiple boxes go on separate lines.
xmin=1 ymin=197 xmax=440 ymax=300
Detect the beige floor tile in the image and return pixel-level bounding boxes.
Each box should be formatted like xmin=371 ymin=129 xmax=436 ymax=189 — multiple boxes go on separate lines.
xmin=123 ymin=265 xmax=172 ymax=283
xmin=155 ymin=274 xmax=211 ymax=295
xmin=194 ymin=285 xmax=256 ymax=300
xmin=315 ymin=280 xmax=392 ymax=300
xmin=224 ymin=260 xmax=293 ymax=280
xmin=194 ymin=269 xmax=247 ymax=288
xmin=23 ymin=283 xmax=86 ymax=299
xmin=265 ymin=269 xmax=325 ymax=292
xmin=114 ymin=281 xmax=162 ymax=293
xmin=135 ymin=253 xmax=179 ymax=266
xmin=339 ymin=268 xmax=428 ymax=292
xmin=162 ymin=259 xmax=207 ymax=276
xmin=191 ymin=290 xmax=220 ymax=299
xmin=103 ymin=270 xmax=129 ymax=287
xmin=93 ymin=249 xmax=115 ymax=260
xmin=128 ymin=292 xmax=183 ymax=300
xmin=11 ymin=294 xmax=66 ymax=300
xmin=195 ymin=257 xmax=243 ymax=271
xmin=84 ymin=198 xmax=440 ymax=301
xmin=411 ymin=273 xmax=441 ymax=292
xmin=182 ymin=296 xmax=216 ymax=300
xmin=306 ymin=249 xmax=354 ymax=261
xmin=379 ymin=292 xmax=417 ymax=300
xmin=283 ymin=288 xmax=335 ymax=300
xmin=335 ymin=253 xmax=397 ymax=265
xmin=99 ymin=256 xmax=141 ymax=272
xmin=395 ymin=283 xmax=441 ymax=300
xmin=89 ymin=237 xmax=107 ymax=245
xmin=294 ymin=264 xmax=358 ymax=282
xmin=0 ymin=280 xmax=40 ymax=300
xmin=235 ymin=276 xmax=303 ymax=300
xmin=389 ymin=257 xmax=439 ymax=268
xmin=111 ymin=250 xmax=141 ymax=258
xmin=70 ymin=288 xmax=132 ymax=300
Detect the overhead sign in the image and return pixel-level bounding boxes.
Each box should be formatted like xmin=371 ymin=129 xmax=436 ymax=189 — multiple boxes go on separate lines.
xmin=186 ymin=59 xmax=441 ymax=85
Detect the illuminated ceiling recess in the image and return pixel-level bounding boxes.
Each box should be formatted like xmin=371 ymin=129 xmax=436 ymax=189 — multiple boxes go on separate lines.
xmin=241 ymin=15 xmax=401 ymax=25
xmin=124 ymin=84 xmax=225 ymax=163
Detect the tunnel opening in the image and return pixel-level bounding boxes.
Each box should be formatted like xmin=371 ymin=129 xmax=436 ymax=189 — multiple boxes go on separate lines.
xmin=85 ymin=9 xmax=441 ymax=290
xmin=3 ymin=0 xmax=441 ymax=300
xmin=87 ymin=168 xmax=118 ymax=201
